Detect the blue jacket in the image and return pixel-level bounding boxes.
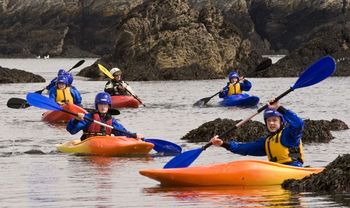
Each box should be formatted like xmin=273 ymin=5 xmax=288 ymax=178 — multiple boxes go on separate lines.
xmin=49 ymin=86 xmax=82 ymax=105
xmin=219 ymin=80 xmax=252 ymax=98
xmin=66 ymin=113 xmax=135 ymax=137
xmin=222 ymin=107 xmax=304 ymax=167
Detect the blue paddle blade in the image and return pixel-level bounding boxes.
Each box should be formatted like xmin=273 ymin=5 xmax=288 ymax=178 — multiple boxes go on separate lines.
xmin=163 ymin=147 xmax=203 ymax=169
xmin=144 ymin=138 xmax=182 ymax=154
xmin=292 ymin=56 xmax=336 ymax=90
xmin=26 ymin=93 xmax=62 ymax=111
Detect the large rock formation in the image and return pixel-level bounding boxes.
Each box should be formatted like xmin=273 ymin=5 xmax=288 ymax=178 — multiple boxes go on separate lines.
xmin=282 ymin=154 xmax=350 ymax=194
xmin=0 ymin=0 xmax=143 ymax=57
xmin=0 ymin=66 xmax=45 ymax=83
xmin=181 ymin=118 xmax=348 ymax=143
xmin=78 ymin=0 xmax=265 ymax=80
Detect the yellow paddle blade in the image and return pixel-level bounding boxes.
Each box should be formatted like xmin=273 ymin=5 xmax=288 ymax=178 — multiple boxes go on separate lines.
xmin=98 ymin=64 xmax=114 ymax=79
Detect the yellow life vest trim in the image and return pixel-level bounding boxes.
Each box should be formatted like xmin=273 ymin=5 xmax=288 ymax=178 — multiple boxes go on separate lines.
xmin=56 ymin=87 xmax=74 ymax=105
xmin=265 ymin=130 xmax=304 ymax=164
xmin=227 ymin=83 xmax=242 ymax=96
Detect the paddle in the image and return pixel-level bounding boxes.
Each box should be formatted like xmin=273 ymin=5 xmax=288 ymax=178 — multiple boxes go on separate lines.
xmin=26 ymin=93 xmax=182 ymax=154
xmin=193 ymin=59 xmax=273 ymax=107
xmin=97 ymin=64 xmax=146 ymax=107
xmin=164 ymin=55 xmax=336 ymax=169
xmin=34 ymin=60 xmax=85 ymax=94
xmin=6 ymin=97 xmax=120 ymax=115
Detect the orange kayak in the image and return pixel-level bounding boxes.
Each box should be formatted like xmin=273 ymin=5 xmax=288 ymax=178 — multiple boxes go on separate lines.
xmin=139 ymin=160 xmax=323 ymax=186
xmin=42 ymin=103 xmax=87 ymax=123
xmin=111 ymin=95 xmax=140 ymax=108
xmin=56 ymin=136 xmax=154 ymax=156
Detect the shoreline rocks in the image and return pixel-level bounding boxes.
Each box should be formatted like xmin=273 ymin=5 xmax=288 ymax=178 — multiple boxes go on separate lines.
xmin=181 ymin=118 xmax=348 ymax=143
xmin=0 ymin=66 xmax=45 ymax=83
xmin=282 ymin=154 xmax=350 ymax=194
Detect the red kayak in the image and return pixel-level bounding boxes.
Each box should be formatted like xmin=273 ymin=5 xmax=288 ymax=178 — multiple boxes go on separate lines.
xmin=42 ymin=103 xmax=87 ymax=123
xmin=111 ymin=95 xmax=140 ymax=108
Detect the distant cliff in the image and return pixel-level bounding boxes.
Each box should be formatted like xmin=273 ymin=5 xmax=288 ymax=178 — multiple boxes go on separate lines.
xmin=1 ymin=0 xmax=349 ymax=79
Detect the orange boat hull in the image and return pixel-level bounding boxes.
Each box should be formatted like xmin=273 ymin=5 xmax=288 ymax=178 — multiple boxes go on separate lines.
xmin=42 ymin=103 xmax=87 ymax=123
xmin=140 ymin=160 xmax=323 ymax=186
xmin=56 ymin=136 xmax=154 ymax=156
xmin=111 ymin=96 xmax=140 ymax=108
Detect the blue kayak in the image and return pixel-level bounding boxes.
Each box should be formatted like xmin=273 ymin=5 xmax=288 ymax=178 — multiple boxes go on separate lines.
xmin=219 ymin=93 xmax=259 ymax=107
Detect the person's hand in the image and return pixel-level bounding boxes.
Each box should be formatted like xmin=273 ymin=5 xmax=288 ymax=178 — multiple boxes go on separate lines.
xmin=210 ymin=135 xmax=223 ymax=146
xmin=267 ymin=99 xmax=280 ymax=110
xmin=76 ymin=113 xmax=85 ymax=121
xmin=136 ymin=133 xmax=144 ymax=141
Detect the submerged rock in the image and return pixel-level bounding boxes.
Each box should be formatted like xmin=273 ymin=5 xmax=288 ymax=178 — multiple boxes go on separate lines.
xmin=181 ymin=118 xmax=348 ymax=143
xmin=0 ymin=66 xmax=45 ymax=83
xmin=282 ymin=154 xmax=350 ymax=194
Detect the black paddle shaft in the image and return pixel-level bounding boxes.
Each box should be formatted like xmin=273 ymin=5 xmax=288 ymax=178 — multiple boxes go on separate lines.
xmin=202 ymin=87 xmax=294 ymax=151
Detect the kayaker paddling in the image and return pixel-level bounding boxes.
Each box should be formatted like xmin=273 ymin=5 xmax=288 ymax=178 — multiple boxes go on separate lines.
xmin=104 ymin=67 xmax=135 ymax=96
xmin=210 ymin=101 xmax=305 ymax=167
xmin=49 ymin=75 xmax=82 ymax=106
xmin=219 ymin=71 xmax=252 ymax=98
xmin=66 ymin=92 xmax=143 ymax=141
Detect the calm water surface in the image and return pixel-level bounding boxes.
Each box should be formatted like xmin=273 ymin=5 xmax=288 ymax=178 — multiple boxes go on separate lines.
xmin=0 ymin=58 xmax=349 ymax=207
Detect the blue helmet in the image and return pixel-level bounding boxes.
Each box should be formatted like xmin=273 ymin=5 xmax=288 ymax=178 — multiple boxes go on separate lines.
xmin=58 ymin=69 xmax=66 ymax=76
xmin=95 ymin=92 xmax=112 ymax=109
xmin=228 ymin=71 xmax=239 ymax=80
xmin=56 ymin=75 xmax=69 ymax=85
xmin=263 ymin=108 xmax=285 ymax=124
xmin=66 ymin=73 xmax=73 ymax=85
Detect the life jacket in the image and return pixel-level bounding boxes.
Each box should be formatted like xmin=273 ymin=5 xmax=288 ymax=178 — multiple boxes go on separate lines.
xmin=83 ymin=113 xmax=113 ymax=138
xmin=56 ymin=87 xmax=74 ymax=105
xmin=111 ymin=80 xmax=129 ymax=95
xmin=227 ymin=83 xmax=242 ymax=96
xmin=264 ymin=130 xmax=304 ymax=164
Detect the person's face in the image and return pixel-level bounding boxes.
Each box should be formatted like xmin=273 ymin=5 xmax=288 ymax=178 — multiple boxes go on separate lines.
xmin=230 ymin=77 xmax=239 ymax=83
xmin=266 ymin=116 xmax=281 ymax=133
xmin=113 ymin=73 xmax=122 ymax=81
xmin=97 ymin=104 xmax=109 ymax=114
xmin=57 ymin=83 xmax=66 ymax=89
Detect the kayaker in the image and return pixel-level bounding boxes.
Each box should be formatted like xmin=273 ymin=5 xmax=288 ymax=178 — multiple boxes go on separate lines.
xmin=219 ymin=71 xmax=252 ymax=98
xmin=46 ymin=69 xmax=74 ymax=91
xmin=104 ymin=67 xmax=135 ymax=96
xmin=66 ymin=92 xmax=143 ymax=141
xmin=49 ymin=75 xmax=82 ymax=106
xmin=210 ymin=101 xmax=305 ymax=167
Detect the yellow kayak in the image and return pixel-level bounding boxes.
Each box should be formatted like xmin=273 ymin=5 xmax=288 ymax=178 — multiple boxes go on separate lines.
xmin=56 ymin=136 xmax=154 ymax=156
xmin=139 ymin=159 xmax=323 ymax=186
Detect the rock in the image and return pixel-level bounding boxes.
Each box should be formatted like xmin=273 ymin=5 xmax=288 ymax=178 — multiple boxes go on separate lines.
xmin=181 ymin=118 xmax=348 ymax=144
xmin=80 ymin=0 xmax=265 ymax=80
xmin=282 ymin=154 xmax=350 ymax=194
xmin=0 ymin=66 xmax=45 ymax=83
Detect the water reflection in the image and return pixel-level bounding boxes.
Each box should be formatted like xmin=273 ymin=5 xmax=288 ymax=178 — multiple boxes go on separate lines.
xmin=144 ymin=186 xmax=302 ymax=207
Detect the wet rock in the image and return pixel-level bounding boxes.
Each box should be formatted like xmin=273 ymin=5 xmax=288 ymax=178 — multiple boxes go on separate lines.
xmin=181 ymin=118 xmax=348 ymax=144
xmin=24 ymin=149 xmax=46 ymax=155
xmin=282 ymin=154 xmax=350 ymax=194
xmin=80 ymin=0 xmax=265 ymax=80
xmin=0 ymin=66 xmax=45 ymax=83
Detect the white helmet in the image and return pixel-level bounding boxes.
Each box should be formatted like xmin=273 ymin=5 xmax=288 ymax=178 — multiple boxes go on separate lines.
xmin=110 ymin=67 xmax=122 ymax=75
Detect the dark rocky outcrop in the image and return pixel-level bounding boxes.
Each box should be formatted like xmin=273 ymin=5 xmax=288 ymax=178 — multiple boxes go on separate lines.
xmin=282 ymin=154 xmax=350 ymax=194
xmin=0 ymin=66 xmax=45 ymax=83
xmin=181 ymin=118 xmax=348 ymax=143
xmin=78 ymin=0 xmax=265 ymax=81
xmin=0 ymin=0 xmax=143 ymax=57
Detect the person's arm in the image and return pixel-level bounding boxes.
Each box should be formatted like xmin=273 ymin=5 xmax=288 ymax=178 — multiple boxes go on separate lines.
xmin=278 ymin=106 xmax=304 ymax=147
xmin=219 ymin=85 xmax=229 ymax=98
xmin=104 ymin=81 xmax=115 ymax=95
xmin=48 ymin=87 xmax=56 ymax=100
xmin=66 ymin=114 xmax=92 ymax=134
xmin=240 ymin=79 xmax=252 ymax=91
xmin=46 ymin=78 xmax=57 ymax=90
xmin=221 ymin=137 xmax=266 ymax=156
xmin=70 ymin=88 xmax=82 ymax=105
